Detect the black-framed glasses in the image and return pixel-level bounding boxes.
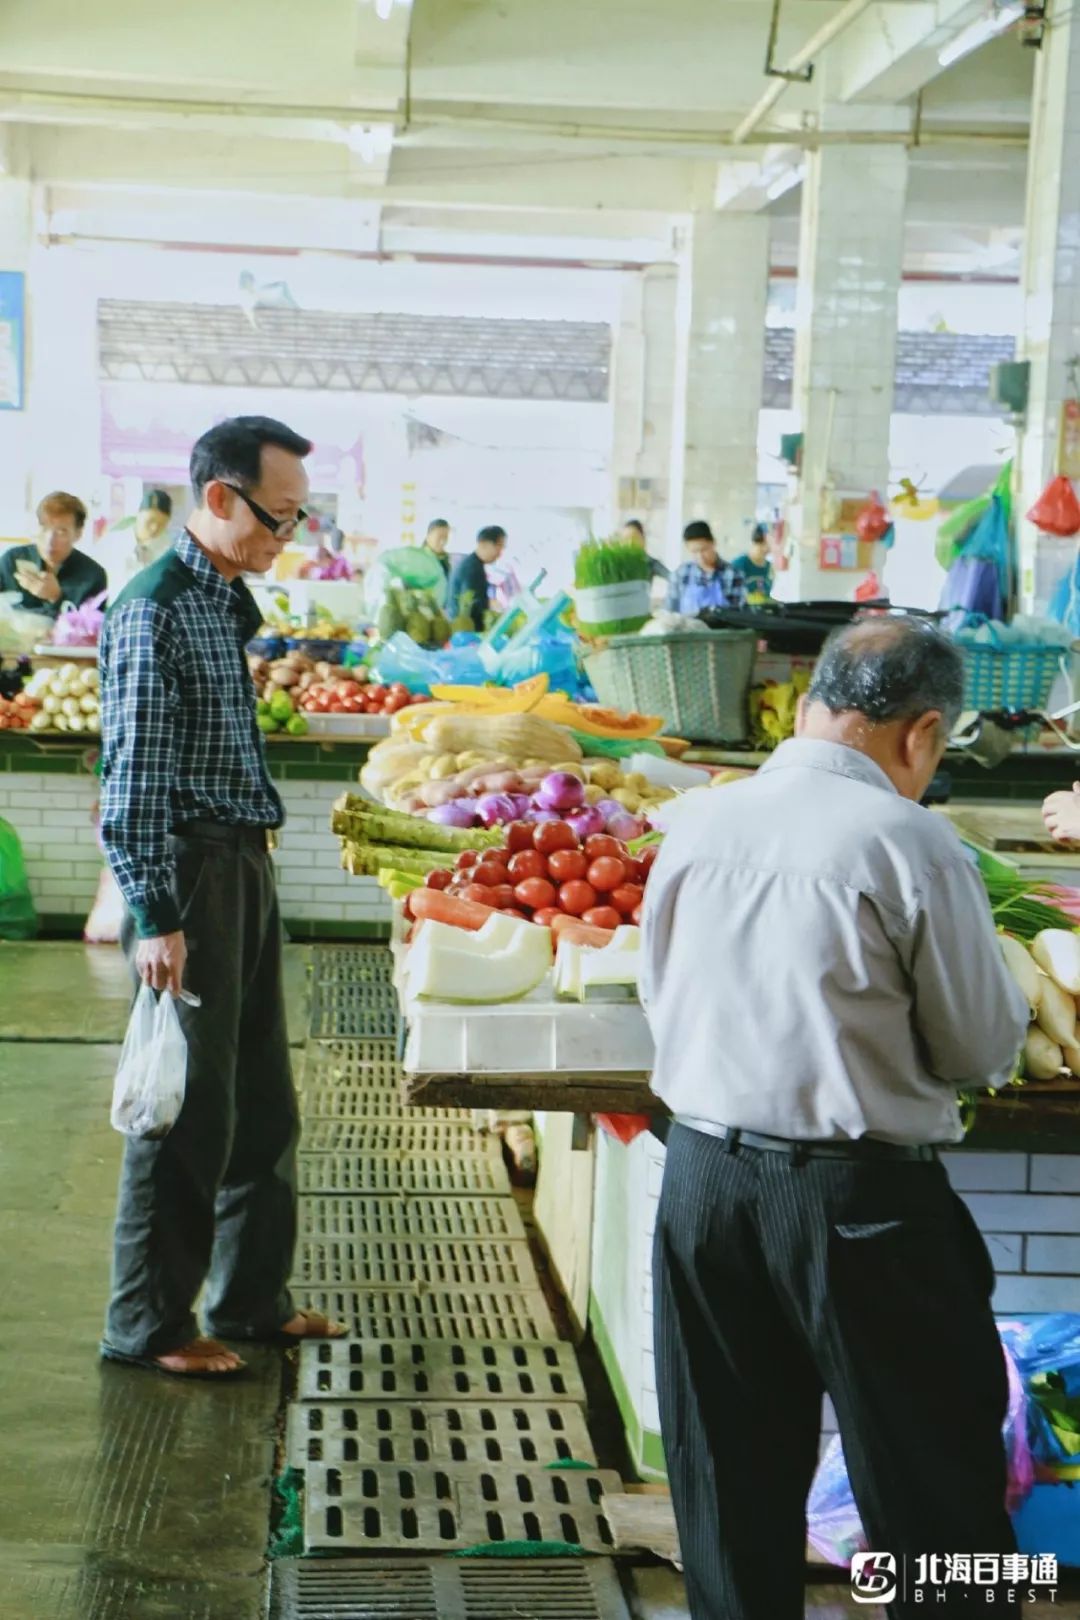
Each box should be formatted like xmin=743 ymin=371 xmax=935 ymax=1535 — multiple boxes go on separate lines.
xmin=221 ymin=482 xmax=307 ymax=540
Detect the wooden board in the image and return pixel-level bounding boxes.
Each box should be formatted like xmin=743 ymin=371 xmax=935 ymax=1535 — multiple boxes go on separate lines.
xmin=402 ymin=1070 xmax=662 ymax=1114
xmin=941 ymin=804 xmax=1064 ymax=855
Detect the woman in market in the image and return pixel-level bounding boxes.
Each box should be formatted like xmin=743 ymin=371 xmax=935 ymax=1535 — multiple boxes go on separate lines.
xmin=422 ymin=517 xmax=453 ymax=579
xmin=665 ymin=520 xmax=746 ymax=615
xmin=620 ymin=517 xmax=670 ymax=584
xmin=0 ymin=491 xmax=107 ymax=619
xmin=731 ymin=522 xmax=774 ymax=600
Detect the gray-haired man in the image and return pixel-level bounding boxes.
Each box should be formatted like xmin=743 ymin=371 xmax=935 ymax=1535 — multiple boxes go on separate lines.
xmin=641 ymin=618 xmax=1029 ymax=1620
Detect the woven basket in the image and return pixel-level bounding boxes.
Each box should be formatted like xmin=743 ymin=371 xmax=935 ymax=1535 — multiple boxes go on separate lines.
xmin=586 ymin=629 xmax=757 ymax=743
xmin=960 ymin=644 xmax=1065 ymax=713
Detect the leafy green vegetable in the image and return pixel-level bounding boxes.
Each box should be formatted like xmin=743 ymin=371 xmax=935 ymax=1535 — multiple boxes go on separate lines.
xmin=574 ymin=540 xmax=652 ymax=589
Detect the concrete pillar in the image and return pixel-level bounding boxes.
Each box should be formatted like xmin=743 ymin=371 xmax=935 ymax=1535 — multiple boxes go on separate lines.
xmin=1017 ymin=4 xmax=1080 ymax=610
xmin=789 ymin=144 xmax=907 ymax=596
xmin=609 ymin=266 xmax=679 ymax=563
xmin=27 ymin=245 xmax=102 ymax=511
xmin=0 ymin=137 xmax=33 ymax=537
xmin=679 ymin=214 xmax=769 ymax=560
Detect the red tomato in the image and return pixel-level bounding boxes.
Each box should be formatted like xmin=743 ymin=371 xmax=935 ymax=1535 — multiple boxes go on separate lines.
xmin=610 ymin=883 xmax=644 ymax=916
xmin=367 ymin=686 xmax=388 ymax=702
xmin=515 ymin=876 xmax=558 ymax=912
xmin=501 ymin=908 xmax=530 ymax=921
xmin=471 ymin=861 xmax=510 ymax=888
xmin=582 ymin=906 xmax=622 ymax=931
xmin=329 ymin=700 xmax=346 ymax=713
xmin=557 ymin=879 xmax=598 ymax=916
xmin=384 ymin=693 xmax=411 ymax=713
xmin=389 ymin=683 xmax=411 ymax=700
xmin=315 ymin=693 xmax=332 ymax=711
xmin=546 ymin=848 xmax=588 ymax=884
xmin=508 ymin=849 xmax=546 ymax=883
xmin=532 ymin=907 xmax=560 ymax=927
xmin=343 ymin=696 xmax=364 ymax=713
xmin=632 ymin=905 xmax=643 ymax=926
xmin=533 ymin=820 xmax=579 ymax=856
xmin=424 ymin=869 xmax=453 ymax=890
xmin=338 ymin=680 xmax=360 ymax=697
xmin=584 ymin=834 xmax=626 ymax=863
xmin=587 ymin=856 xmax=627 ymax=893
xmin=637 ymin=844 xmax=660 ymax=873
xmin=460 ymin=883 xmax=496 ymax=906
xmin=456 ymin=850 xmax=479 ymax=871
xmin=505 ymin=821 xmax=535 ymax=854
xmin=489 ymin=884 xmax=517 ymax=910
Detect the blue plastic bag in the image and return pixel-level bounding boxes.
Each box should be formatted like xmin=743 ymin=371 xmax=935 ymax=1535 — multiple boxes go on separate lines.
xmin=372 ymin=632 xmax=488 ymax=693
xmin=939 ymin=556 xmax=1005 ymax=631
xmin=999 ymin=1316 xmax=1080 ymax=1471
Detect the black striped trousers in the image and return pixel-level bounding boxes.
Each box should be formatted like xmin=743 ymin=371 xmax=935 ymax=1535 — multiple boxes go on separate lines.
xmin=653 ymin=1122 xmax=1014 ymax=1620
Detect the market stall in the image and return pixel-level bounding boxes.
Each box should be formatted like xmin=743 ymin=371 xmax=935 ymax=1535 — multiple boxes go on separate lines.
xmin=344 ymin=670 xmax=1080 ymax=1571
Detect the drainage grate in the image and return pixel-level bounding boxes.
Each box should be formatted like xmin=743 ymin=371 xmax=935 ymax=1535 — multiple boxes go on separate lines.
xmin=298 ymin=1152 xmax=510 ymax=1196
xmin=301 ymin=1119 xmax=493 ymax=1155
xmin=299 ymin=1339 xmax=585 ymax=1403
xmin=303 ymin=1461 xmax=622 ymax=1553
xmin=295 ymin=1286 xmax=556 ymax=1341
xmin=309 ymin=980 xmax=398 ymax=1039
xmin=312 ymin=945 xmax=395 ymax=984
xmin=292 ymin=1236 xmax=536 ymax=1288
xmin=269 ymin=1556 xmax=632 ymax=1619
xmin=298 ymin=1194 xmax=526 ymax=1243
xmin=299 ymin=1038 xmax=402 ymax=1091
xmin=299 ymin=1085 xmax=472 ymax=1123
xmin=287 ymin=1400 xmax=596 ymax=1470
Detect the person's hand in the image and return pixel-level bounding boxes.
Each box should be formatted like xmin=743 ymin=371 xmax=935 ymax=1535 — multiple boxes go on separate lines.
xmin=135 ymin=931 xmax=187 ymax=997
xmin=1042 ymin=783 xmax=1080 ymax=844
xmin=15 ymin=562 xmax=61 ymax=604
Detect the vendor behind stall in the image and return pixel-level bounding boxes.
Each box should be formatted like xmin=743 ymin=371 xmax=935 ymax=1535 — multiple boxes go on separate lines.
xmin=448 ymin=525 xmax=507 ymax=632
xmin=666 ymin=520 xmax=746 ymax=615
xmin=620 ymin=518 xmax=671 ymax=584
xmin=422 ymin=518 xmax=452 ymax=579
xmin=731 ymin=523 xmax=774 ymax=600
xmin=94 ymin=488 xmax=174 ymax=595
xmin=0 ymin=492 xmax=107 ymax=619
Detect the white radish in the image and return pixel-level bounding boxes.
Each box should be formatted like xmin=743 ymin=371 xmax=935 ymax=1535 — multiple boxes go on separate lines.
xmin=1037 ymin=975 xmax=1077 ymax=1046
xmin=1025 ymin=1026 xmax=1065 ymax=1080
xmin=1031 ymin=931 xmax=1080 ymax=995
xmin=1000 ymin=935 xmax=1042 ymax=1012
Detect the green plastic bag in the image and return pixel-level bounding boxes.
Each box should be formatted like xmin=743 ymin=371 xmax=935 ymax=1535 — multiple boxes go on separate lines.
xmin=0 ymin=816 xmax=38 ymax=940
xmin=936 ymin=461 xmax=1013 ymax=571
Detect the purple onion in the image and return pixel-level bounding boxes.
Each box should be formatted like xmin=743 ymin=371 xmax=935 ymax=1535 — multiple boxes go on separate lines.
xmin=475 ymin=792 xmax=530 ymax=828
xmin=525 ymin=807 xmax=561 ymax=824
xmin=565 ymin=806 xmax=606 ymax=842
xmin=536 ymin=771 xmax=586 ymax=813
xmin=606 ymin=810 xmax=645 ymax=843
xmin=428 ymin=800 xmax=479 ymax=828
xmin=594 ymin=798 xmax=624 ymax=823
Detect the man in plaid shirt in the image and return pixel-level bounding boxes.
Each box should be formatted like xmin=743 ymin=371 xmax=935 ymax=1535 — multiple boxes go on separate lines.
xmin=99 ymin=416 xmax=346 ymax=1378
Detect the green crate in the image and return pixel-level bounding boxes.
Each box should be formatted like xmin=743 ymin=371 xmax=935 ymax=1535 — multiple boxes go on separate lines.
xmin=585 ymin=629 xmax=757 ymax=743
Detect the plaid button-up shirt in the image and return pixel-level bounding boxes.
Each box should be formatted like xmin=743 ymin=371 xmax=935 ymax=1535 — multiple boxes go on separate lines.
xmin=665 ymin=559 xmax=746 ymax=615
xmin=100 ymin=531 xmax=284 ymax=938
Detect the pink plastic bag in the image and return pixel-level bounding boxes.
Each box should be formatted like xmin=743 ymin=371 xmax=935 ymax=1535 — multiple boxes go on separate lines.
xmin=52 ymin=590 xmax=106 ymax=647
xmin=806 ymin=1339 xmax=1034 ymax=1565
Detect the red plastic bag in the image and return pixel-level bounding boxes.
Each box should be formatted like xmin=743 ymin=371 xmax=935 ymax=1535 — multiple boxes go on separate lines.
xmin=1026 ymin=476 xmax=1080 ymax=537
xmin=856 ymin=492 xmax=890 ymax=544
xmin=595 ymin=1112 xmax=652 ymax=1145
xmin=854 ymin=571 xmax=882 ymax=603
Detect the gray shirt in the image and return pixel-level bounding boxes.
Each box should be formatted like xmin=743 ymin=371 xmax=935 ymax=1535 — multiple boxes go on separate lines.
xmin=640 ymin=737 xmax=1029 ymax=1145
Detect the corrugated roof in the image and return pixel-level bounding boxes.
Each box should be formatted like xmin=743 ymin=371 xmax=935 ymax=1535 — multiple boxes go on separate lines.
xmin=97 ymin=300 xmax=611 ymax=402
xmin=764 ymin=328 xmax=1016 ymax=415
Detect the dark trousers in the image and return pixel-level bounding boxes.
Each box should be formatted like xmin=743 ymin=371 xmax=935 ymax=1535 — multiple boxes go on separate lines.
xmin=105 ymin=828 xmax=299 ymax=1356
xmin=654 ymin=1123 xmax=1014 ymax=1620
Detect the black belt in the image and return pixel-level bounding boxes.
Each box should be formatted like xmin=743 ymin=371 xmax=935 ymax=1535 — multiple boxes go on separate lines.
xmin=676 ymin=1118 xmax=938 ymax=1164
xmin=171 ymin=820 xmax=277 ymax=852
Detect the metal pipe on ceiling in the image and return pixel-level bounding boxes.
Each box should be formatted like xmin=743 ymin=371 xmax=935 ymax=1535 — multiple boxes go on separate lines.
xmin=731 ymin=0 xmax=877 ymax=145
xmin=0 ymin=86 xmax=1027 ymax=151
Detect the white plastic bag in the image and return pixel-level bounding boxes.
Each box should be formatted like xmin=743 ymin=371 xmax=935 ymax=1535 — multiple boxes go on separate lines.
xmin=110 ymin=985 xmax=198 ymax=1139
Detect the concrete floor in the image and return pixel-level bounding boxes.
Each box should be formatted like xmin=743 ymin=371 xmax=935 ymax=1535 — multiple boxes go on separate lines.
xmin=0 ymin=942 xmax=313 ymax=1620
xmin=1 ymin=941 xmax=1073 ymax=1620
